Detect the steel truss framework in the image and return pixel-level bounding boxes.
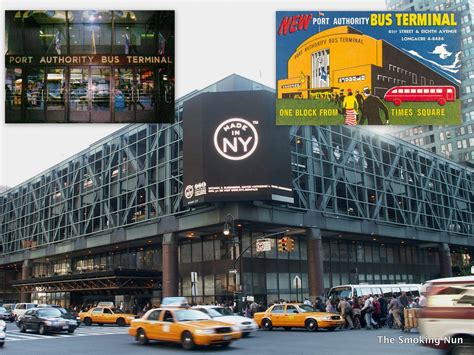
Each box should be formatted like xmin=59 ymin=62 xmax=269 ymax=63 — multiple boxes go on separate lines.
xmin=0 ymin=81 xmax=473 ymax=257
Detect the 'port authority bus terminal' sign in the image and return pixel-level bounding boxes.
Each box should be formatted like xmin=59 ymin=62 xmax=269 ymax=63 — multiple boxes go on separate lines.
xmin=276 ymin=12 xmax=461 ymax=126
xmin=7 ymin=55 xmax=172 ymax=65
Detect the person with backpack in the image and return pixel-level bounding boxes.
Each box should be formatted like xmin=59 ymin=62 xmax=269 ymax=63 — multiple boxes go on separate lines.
xmin=338 ymin=297 xmax=354 ymax=329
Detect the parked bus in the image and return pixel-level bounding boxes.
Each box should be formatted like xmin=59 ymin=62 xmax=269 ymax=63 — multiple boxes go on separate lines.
xmin=327 ymin=284 xmax=421 ymax=299
xmin=384 ymin=85 xmax=456 ymax=106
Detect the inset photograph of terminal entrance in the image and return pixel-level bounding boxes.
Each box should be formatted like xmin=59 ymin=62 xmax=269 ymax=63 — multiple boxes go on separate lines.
xmin=5 ymin=10 xmax=175 ymax=124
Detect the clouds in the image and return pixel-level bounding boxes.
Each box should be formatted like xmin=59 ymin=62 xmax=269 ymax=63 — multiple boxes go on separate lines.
xmin=430 ymin=44 xmax=452 ymax=60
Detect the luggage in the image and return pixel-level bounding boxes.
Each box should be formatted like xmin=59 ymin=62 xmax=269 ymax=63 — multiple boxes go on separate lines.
xmin=403 ymin=308 xmax=419 ymax=332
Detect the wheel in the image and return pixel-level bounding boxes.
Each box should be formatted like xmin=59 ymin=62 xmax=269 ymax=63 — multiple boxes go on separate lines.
xmin=67 ymin=329 xmax=74 ymax=334
xmin=19 ymin=323 xmax=26 ymax=333
xmin=38 ymin=323 xmax=46 ymax=335
xmin=449 ymin=337 xmax=473 ymax=355
xmin=393 ymin=98 xmax=402 ymax=106
xmin=181 ymin=331 xmax=195 ymax=350
xmin=116 ymin=318 xmax=125 ymax=327
xmin=137 ymin=328 xmax=149 ymax=345
xmin=84 ymin=318 xmax=92 ymax=326
xmin=284 ymin=327 xmax=292 ymax=331
xmin=242 ymin=332 xmax=250 ymax=338
xmin=438 ymin=98 xmax=446 ymax=106
xmin=327 ymin=327 xmax=336 ymax=331
xmin=305 ymin=318 xmax=318 ymax=332
xmin=261 ymin=318 xmax=273 ymax=331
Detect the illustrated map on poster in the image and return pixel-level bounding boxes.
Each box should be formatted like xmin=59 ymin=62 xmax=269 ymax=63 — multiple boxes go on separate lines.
xmin=276 ymin=11 xmax=461 ymax=125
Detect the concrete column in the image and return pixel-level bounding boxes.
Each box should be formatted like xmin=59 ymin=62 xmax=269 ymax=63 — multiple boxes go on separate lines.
xmin=162 ymin=233 xmax=179 ymax=298
xmin=439 ymin=242 xmax=453 ymax=278
xmin=20 ymin=260 xmax=32 ymax=303
xmin=306 ymin=228 xmax=325 ymax=300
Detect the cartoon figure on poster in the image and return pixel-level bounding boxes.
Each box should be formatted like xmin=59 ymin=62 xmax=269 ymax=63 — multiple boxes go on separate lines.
xmin=276 ymin=12 xmax=461 ymax=126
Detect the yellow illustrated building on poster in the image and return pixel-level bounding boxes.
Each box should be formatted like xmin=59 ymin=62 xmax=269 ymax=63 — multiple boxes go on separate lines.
xmin=278 ymin=26 xmax=457 ymax=100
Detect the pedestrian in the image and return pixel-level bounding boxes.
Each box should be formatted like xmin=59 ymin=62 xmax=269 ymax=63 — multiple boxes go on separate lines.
xmin=372 ymin=296 xmax=381 ymax=328
xmin=326 ymin=299 xmax=336 ymax=313
xmin=314 ymin=297 xmax=325 ymax=312
xmin=338 ymin=297 xmax=354 ymax=329
xmin=342 ymin=88 xmax=359 ymax=125
xmin=359 ymin=87 xmax=389 ymax=125
xmin=388 ymin=295 xmax=402 ymax=329
xmin=361 ymin=296 xmax=377 ymax=329
xmin=352 ymin=297 xmax=362 ymax=329
xmin=419 ymin=292 xmax=427 ymax=308
xmin=303 ymin=297 xmax=312 ymax=306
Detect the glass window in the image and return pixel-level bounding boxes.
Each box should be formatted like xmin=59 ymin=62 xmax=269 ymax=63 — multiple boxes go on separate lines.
xmin=285 ymin=305 xmax=298 ymax=314
xmin=191 ymin=240 xmax=202 ymax=263
xmin=271 ymin=305 xmax=284 ymax=313
xmin=180 ymin=242 xmax=191 ymax=263
xmin=148 ymin=310 xmax=161 ymax=321
xmin=5 ymin=68 xmax=22 ymax=112
xmin=92 ymin=308 xmax=102 ymax=314
xmin=103 ymin=308 xmax=112 ymax=314
xmin=202 ymin=240 xmax=213 ymax=261
xmin=69 ymin=11 xmax=112 ymax=54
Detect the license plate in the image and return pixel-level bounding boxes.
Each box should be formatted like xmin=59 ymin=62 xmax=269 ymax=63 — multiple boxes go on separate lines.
xmin=223 ymin=335 xmax=231 ymax=340
xmin=62 ymin=325 xmax=69 ymax=330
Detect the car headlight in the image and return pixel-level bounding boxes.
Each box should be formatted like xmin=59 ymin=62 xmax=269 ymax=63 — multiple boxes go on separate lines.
xmin=321 ymin=316 xmax=332 ymax=321
xmin=231 ymin=326 xmax=241 ymax=332
xmin=44 ymin=321 xmax=52 ymax=326
xmin=195 ymin=329 xmax=215 ymax=335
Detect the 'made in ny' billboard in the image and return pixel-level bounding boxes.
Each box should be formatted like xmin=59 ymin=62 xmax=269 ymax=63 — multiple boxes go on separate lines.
xmin=276 ymin=11 xmax=461 ymax=126
xmin=183 ymin=90 xmax=294 ymax=207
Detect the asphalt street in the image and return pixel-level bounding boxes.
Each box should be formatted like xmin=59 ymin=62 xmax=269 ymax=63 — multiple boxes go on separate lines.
xmin=2 ymin=324 xmax=440 ymax=355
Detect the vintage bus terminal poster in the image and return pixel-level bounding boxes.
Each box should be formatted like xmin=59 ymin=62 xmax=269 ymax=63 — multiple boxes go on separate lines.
xmin=276 ymin=12 xmax=461 ymax=125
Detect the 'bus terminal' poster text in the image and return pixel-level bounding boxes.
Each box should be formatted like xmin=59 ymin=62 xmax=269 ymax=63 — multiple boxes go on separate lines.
xmin=276 ymin=12 xmax=461 ymax=125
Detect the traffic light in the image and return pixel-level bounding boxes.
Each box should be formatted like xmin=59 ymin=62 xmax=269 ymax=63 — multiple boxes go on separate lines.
xmin=278 ymin=237 xmax=288 ymax=252
xmin=287 ymin=237 xmax=295 ymax=252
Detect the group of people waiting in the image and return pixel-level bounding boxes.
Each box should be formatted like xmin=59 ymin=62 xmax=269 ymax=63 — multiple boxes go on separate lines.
xmin=322 ymin=291 xmax=426 ymax=330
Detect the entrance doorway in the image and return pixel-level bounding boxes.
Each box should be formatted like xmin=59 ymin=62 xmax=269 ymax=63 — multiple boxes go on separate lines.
xmin=25 ymin=67 xmax=67 ymax=122
xmin=70 ymin=67 xmax=111 ymax=123
xmin=114 ymin=67 xmax=156 ymax=123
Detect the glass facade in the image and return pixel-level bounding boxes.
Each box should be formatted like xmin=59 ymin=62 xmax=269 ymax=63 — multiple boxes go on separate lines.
xmin=178 ymin=233 xmax=309 ymax=305
xmin=5 ymin=11 xmax=174 ymax=123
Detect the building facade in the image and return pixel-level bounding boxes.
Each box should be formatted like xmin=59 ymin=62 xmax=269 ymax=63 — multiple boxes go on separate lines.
xmin=278 ymin=26 xmax=459 ymax=99
xmin=5 ymin=10 xmax=175 ymax=124
xmin=386 ymin=0 xmax=474 ymax=165
xmin=0 ymin=75 xmax=472 ymax=309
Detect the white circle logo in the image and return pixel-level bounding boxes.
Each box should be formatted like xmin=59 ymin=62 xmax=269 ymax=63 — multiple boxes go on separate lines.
xmin=213 ymin=118 xmax=259 ymax=161
xmin=184 ymin=185 xmax=194 ymax=199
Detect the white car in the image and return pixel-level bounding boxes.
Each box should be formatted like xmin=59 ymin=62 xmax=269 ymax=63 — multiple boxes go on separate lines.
xmin=418 ymin=276 xmax=474 ymax=354
xmin=0 ymin=319 xmax=6 ymax=347
xmin=12 ymin=303 xmax=37 ymax=321
xmin=193 ymin=306 xmax=258 ymax=337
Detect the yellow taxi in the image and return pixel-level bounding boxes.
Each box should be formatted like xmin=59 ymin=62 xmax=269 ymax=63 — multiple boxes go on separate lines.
xmin=129 ymin=307 xmax=242 ymax=350
xmin=254 ymin=303 xmax=345 ymax=332
xmin=79 ymin=306 xmax=136 ymax=326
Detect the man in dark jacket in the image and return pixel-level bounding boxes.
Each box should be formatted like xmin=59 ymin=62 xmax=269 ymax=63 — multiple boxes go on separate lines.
xmin=359 ymin=87 xmax=389 ymax=125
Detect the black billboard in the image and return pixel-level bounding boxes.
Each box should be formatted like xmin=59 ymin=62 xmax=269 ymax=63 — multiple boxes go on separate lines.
xmin=183 ymin=90 xmax=294 ymax=206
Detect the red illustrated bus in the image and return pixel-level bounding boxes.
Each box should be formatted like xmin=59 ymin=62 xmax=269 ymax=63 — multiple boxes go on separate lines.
xmin=384 ymin=85 xmax=456 ymax=106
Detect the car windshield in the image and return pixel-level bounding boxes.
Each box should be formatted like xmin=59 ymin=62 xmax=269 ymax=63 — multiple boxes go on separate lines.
xmin=113 ymin=309 xmax=124 ymax=313
xmin=210 ymin=307 xmax=233 ymax=316
xmin=298 ymin=305 xmax=316 ymax=313
xmin=0 ymin=307 xmax=6 ymax=312
xmin=175 ymin=310 xmax=211 ymax=322
xmin=57 ymin=308 xmax=67 ymax=314
xmin=37 ymin=309 xmax=62 ymax=318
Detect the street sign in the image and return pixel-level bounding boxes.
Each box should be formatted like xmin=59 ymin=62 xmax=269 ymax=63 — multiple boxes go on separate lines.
xmin=229 ymin=269 xmax=238 ymax=274
xmin=246 ymin=296 xmax=254 ymax=302
xmin=256 ymin=238 xmax=272 ymax=253
xmin=191 ymin=272 xmax=198 ymax=297
xmin=292 ymin=275 xmax=302 ymax=289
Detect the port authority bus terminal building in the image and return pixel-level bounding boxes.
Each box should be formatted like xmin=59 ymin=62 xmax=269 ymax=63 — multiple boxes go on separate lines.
xmin=278 ymin=26 xmax=459 ymax=100
xmin=0 ymin=75 xmax=472 ymax=308
xmin=5 ymin=10 xmax=175 ymax=124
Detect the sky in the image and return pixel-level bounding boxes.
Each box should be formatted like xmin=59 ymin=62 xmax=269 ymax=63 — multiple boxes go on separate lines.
xmin=0 ymin=0 xmax=387 ymax=188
